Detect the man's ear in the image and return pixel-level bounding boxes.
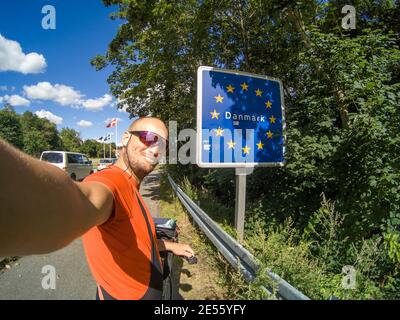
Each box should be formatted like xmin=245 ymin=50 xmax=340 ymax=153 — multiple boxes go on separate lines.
xmin=122 ymin=132 xmax=130 ymax=147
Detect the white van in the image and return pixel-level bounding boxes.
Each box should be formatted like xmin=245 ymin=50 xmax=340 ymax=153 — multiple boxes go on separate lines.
xmin=40 ymin=151 xmax=93 ymax=181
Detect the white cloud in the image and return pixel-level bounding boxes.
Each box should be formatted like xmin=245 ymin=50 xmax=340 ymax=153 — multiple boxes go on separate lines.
xmin=35 ymin=109 xmax=63 ymax=125
xmin=77 ymin=120 xmax=93 ymax=128
xmin=81 ymin=94 xmax=112 ymax=111
xmin=0 ymin=94 xmax=30 ymax=107
xmin=7 ymin=95 xmax=30 ymax=106
xmin=23 ymin=82 xmax=113 ymax=111
xmin=0 ymin=34 xmax=47 ymax=74
xmin=23 ymin=82 xmax=82 ymax=106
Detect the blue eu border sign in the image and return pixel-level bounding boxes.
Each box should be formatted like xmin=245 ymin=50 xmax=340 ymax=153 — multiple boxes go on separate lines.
xmin=196 ymin=66 xmax=286 ymax=168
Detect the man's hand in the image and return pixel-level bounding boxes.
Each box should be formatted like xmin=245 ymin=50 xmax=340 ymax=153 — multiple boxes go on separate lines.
xmin=158 ymin=240 xmax=194 ymax=258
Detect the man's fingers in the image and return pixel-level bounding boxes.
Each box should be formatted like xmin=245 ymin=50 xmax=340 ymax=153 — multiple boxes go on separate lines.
xmin=185 ymin=247 xmax=195 ymax=256
xmin=174 ymin=243 xmax=195 ymax=257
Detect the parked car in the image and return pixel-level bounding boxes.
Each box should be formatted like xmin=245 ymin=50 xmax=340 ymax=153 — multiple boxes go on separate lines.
xmin=40 ymin=151 xmax=93 ymax=181
xmin=97 ymin=158 xmax=117 ymax=171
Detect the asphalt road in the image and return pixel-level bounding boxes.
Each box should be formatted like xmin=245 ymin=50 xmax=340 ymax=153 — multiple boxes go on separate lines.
xmin=139 ymin=168 xmax=161 ymax=218
xmin=0 ymin=239 xmax=95 ymax=300
xmin=0 ymin=168 xmax=162 ymax=300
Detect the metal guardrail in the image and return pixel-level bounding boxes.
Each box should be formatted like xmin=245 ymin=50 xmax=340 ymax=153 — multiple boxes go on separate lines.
xmin=168 ymin=175 xmax=311 ymax=300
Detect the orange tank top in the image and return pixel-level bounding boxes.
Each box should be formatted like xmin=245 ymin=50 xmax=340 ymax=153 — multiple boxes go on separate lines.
xmin=82 ymin=166 xmax=163 ymax=300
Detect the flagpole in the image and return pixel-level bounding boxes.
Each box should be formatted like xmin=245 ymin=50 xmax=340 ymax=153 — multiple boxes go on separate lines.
xmin=105 ymin=119 xmax=117 ymax=158
xmin=115 ymin=120 xmax=118 ymax=156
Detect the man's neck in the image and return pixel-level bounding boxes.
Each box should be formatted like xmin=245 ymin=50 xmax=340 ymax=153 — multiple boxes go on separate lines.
xmin=114 ymin=158 xmax=141 ymax=186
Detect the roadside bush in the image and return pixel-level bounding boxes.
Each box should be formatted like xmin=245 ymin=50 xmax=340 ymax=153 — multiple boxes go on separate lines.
xmin=173 ymin=180 xmax=400 ymax=299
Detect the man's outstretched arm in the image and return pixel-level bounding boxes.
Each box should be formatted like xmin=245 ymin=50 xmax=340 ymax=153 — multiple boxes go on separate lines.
xmin=0 ymin=139 xmax=113 ymax=257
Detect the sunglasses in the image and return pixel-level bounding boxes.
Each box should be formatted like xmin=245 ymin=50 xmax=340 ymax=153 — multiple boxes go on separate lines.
xmin=129 ymin=130 xmax=168 ymax=152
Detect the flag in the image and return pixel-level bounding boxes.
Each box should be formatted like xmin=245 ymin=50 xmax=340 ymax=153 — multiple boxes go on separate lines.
xmin=97 ymin=136 xmax=104 ymax=142
xmin=106 ymin=118 xmax=118 ymax=128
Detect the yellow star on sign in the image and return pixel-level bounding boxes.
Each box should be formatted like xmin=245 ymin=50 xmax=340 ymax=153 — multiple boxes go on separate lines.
xmin=227 ymin=140 xmax=236 ymax=149
xmin=266 ymin=130 xmax=273 ymax=139
xmin=256 ymin=141 xmax=264 ymax=150
xmin=210 ymin=109 xmax=220 ymax=119
xmin=214 ymin=94 xmax=224 ymax=103
xmin=265 ymin=100 xmax=272 ymax=108
xmin=269 ymin=115 xmax=276 ymax=124
xmin=215 ymin=127 xmax=224 ymax=136
xmin=226 ymin=85 xmax=235 ymax=93
xmin=242 ymin=145 xmax=251 ymax=155
xmin=240 ymin=82 xmax=249 ymax=91
xmin=255 ymin=89 xmax=263 ymax=97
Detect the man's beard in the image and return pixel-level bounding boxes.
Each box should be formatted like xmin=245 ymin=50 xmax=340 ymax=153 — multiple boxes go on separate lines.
xmin=123 ymin=149 xmax=151 ymax=181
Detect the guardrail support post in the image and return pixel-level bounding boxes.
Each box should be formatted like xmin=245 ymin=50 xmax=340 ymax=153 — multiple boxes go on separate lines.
xmin=235 ymin=168 xmax=250 ymax=241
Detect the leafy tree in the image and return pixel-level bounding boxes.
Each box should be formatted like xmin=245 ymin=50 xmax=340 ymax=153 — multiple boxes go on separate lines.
xmin=60 ymin=128 xmax=82 ymax=153
xmin=20 ymin=111 xmax=62 ymax=158
xmin=0 ymin=104 xmax=23 ymax=149
xmin=96 ymin=141 xmax=107 ymax=158
xmin=80 ymin=139 xmax=101 ymax=158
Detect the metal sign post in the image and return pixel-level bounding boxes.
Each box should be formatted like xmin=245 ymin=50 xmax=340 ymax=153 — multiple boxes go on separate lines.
xmin=234 ymin=168 xmax=251 ymax=240
xmin=196 ymin=66 xmax=286 ymax=240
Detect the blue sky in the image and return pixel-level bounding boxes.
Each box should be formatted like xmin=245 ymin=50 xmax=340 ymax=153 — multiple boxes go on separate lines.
xmin=0 ymin=0 xmax=132 ymax=143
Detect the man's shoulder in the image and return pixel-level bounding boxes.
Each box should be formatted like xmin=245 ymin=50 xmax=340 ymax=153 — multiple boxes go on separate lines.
xmin=83 ymin=166 xmax=132 ymax=193
xmin=88 ymin=167 xmax=119 ymax=178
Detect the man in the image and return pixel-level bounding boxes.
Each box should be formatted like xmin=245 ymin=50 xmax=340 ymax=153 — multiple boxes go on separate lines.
xmin=0 ymin=116 xmax=194 ymax=300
